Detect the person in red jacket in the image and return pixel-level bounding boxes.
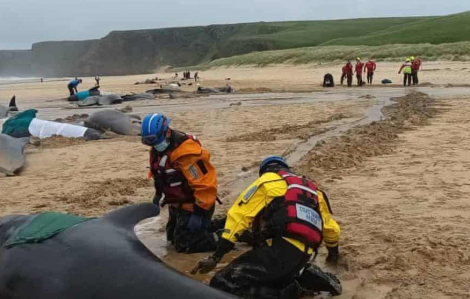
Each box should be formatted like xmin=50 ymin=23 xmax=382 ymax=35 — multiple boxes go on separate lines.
xmin=354 ymin=58 xmax=365 ymax=86
xmin=364 ymin=60 xmax=377 ymax=85
xmin=343 ymin=61 xmax=353 ymax=87
xmin=411 ymin=57 xmax=422 ymax=85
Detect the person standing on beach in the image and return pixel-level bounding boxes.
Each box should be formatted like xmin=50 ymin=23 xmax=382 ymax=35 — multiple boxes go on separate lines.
xmin=67 ymin=78 xmax=82 ymax=95
xmin=399 ymin=59 xmax=413 ymax=86
xmin=194 ymin=71 xmax=199 ymax=82
xmin=411 ymin=57 xmax=422 ymax=85
xmin=95 ymin=75 xmax=100 ymax=86
xmin=344 ymin=61 xmax=353 ymax=87
xmin=354 ymin=58 xmax=365 ymax=86
xmin=364 ymin=60 xmax=377 ymax=85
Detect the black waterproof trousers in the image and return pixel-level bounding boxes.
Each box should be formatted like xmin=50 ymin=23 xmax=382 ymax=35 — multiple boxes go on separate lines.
xmin=404 ymin=73 xmax=412 ymax=86
xmin=347 ymin=74 xmax=353 ymax=87
xmin=356 ymin=73 xmax=363 ymax=86
xmin=412 ymin=71 xmax=419 ymax=85
xmin=340 ymin=73 xmax=346 ymax=85
xmin=210 ymin=237 xmax=311 ymax=299
xmin=166 ymin=207 xmax=217 ymax=253
xmin=68 ymin=85 xmax=75 ymax=95
xmin=367 ymin=72 xmax=374 ymax=84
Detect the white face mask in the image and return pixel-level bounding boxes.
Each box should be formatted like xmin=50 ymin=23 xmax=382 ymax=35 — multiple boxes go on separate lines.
xmin=154 ymin=140 xmax=170 ymax=152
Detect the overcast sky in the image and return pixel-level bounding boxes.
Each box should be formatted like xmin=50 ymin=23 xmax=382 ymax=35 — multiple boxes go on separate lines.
xmin=1 ymin=0 xmax=469 ymax=50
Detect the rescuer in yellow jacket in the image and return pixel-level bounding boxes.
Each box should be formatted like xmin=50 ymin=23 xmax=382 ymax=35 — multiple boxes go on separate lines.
xmin=142 ymin=113 xmax=218 ymax=253
xmin=192 ymin=156 xmax=341 ymax=299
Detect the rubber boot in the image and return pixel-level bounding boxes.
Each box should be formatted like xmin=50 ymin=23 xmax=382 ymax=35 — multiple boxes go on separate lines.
xmin=279 ymin=281 xmax=302 ymax=299
xmin=297 ymin=264 xmax=342 ymax=296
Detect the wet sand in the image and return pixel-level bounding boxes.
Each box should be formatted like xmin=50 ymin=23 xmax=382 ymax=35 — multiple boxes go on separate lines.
xmin=1 ymin=63 xmax=470 ymax=298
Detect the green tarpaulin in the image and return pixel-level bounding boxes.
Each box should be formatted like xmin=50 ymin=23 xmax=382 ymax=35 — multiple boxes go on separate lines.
xmin=5 ymin=212 xmax=92 ymax=248
xmin=1 ymin=109 xmax=37 ymax=138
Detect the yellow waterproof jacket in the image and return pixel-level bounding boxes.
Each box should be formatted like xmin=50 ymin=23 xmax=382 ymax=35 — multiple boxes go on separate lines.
xmin=221 ymin=172 xmax=340 ymax=253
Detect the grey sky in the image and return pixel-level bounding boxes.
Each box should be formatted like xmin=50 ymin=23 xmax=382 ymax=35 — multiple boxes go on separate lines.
xmin=1 ymin=0 xmax=469 ymax=50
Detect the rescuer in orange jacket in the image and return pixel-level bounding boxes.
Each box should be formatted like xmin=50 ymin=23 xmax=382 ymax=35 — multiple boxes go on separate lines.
xmin=142 ymin=113 xmax=219 ymax=253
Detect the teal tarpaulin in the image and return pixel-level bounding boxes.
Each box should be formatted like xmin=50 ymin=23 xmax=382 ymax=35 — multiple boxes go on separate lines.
xmin=1 ymin=109 xmax=37 ymax=138
xmin=5 ymin=212 xmax=93 ymax=248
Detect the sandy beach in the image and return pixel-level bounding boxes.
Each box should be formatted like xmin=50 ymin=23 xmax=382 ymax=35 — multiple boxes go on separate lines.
xmin=1 ymin=62 xmax=470 ymax=298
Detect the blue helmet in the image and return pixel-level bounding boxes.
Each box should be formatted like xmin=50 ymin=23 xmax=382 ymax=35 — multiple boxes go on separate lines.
xmin=141 ymin=113 xmax=171 ymax=146
xmin=259 ymin=155 xmax=289 ymax=176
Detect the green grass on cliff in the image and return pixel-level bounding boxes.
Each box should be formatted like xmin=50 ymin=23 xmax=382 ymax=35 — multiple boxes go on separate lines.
xmin=176 ymin=11 xmax=470 ymax=69
xmin=193 ymin=42 xmax=470 ymax=69
xmin=323 ymin=11 xmax=470 ymax=46
xmin=210 ymin=17 xmax=432 ymax=59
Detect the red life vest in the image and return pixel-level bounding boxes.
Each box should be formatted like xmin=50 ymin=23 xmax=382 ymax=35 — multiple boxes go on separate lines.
xmin=150 ymin=132 xmax=201 ymax=205
xmin=278 ymin=171 xmax=323 ymax=249
xmin=355 ymin=62 xmax=364 ymax=74
xmin=344 ymin=64 xmax=353 ymax=75
xmin=365 ymin=61 xmax=376 ymax=73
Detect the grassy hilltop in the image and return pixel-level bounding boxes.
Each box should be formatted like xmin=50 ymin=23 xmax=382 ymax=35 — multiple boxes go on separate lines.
xmin=324 ymin=11 xmax=470 ymax=46
xmin=1 ymin=11 xmax=469 ymax=76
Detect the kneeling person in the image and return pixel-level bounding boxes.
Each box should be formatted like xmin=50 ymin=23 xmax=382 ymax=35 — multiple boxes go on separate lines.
xmin=193 ymin=156 xmax=341 ymax=299
xmin=142 ymin=113 xmax=218 ymax=253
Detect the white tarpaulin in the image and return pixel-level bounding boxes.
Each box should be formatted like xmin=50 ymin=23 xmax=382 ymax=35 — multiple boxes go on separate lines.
xmin=28 ymin=118 xmax=88 ymax=139
xmin=0 ymin=118 xmax=7 ymax=132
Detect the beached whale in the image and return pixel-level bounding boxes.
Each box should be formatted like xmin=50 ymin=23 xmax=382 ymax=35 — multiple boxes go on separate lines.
xmin=77 ymin=94 xmax=123 ymax=107
xmin=0 ymin=203 xmax=237 ymax=299
xmin=0 ymin=134 xmax=28 ymax=176
xmin=146 ymin=86 xmax=182 ymax=94
xmin=196 ymin=86 xmax=233 ymax=94
xmin=84 ymin=110 xmax=141 ymax=135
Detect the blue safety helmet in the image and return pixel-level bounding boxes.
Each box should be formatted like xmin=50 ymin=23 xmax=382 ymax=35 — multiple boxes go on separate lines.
xmin=141 ymin=113 xmax=171 ymax=146
xmin=259 ymin=155 xmax=289 ymax=176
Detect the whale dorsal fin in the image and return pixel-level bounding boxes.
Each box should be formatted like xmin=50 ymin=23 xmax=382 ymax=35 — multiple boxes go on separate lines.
xmin=103 ymin=203 xmax=159 ymax=230
xmin=9 ymin=96 xmax=16 ymax=107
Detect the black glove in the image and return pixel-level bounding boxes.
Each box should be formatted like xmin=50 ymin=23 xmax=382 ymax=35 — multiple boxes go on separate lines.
xmin=191 ymin=238 xmax=235 ymax=275
xmin=326 ymin=245 xmax=340 ymax=264
xmin=191 ymin=254 xmax=219 ymax=275
xmin=152 ymin=194 xmax=161 ymax=216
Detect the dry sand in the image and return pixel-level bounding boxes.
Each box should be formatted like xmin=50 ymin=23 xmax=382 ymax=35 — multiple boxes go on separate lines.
xmin=1 ymin=62 xmax=470 ymax=298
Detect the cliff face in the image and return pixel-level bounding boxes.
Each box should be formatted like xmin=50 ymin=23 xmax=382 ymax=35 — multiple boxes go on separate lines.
xmin=0 ymin=50 xmax=32 ymax=77
xmin=30 ymin=40 xmax=99 ymax=77
xmin=0 ymin=23 xmax=290 ymax=77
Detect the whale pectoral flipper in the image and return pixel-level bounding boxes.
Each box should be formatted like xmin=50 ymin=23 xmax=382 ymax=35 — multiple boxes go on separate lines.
xmin=103 ymin=203 xmax=160 ymax=230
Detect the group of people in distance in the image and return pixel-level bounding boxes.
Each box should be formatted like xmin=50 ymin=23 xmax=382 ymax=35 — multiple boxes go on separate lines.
xmin=340 ymin=58 xmax=376 ymax=87
xmin=398 ymin=56 xmax=422 ymax=86
xmin=337 ymin=56 xmax=422 ymax=87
